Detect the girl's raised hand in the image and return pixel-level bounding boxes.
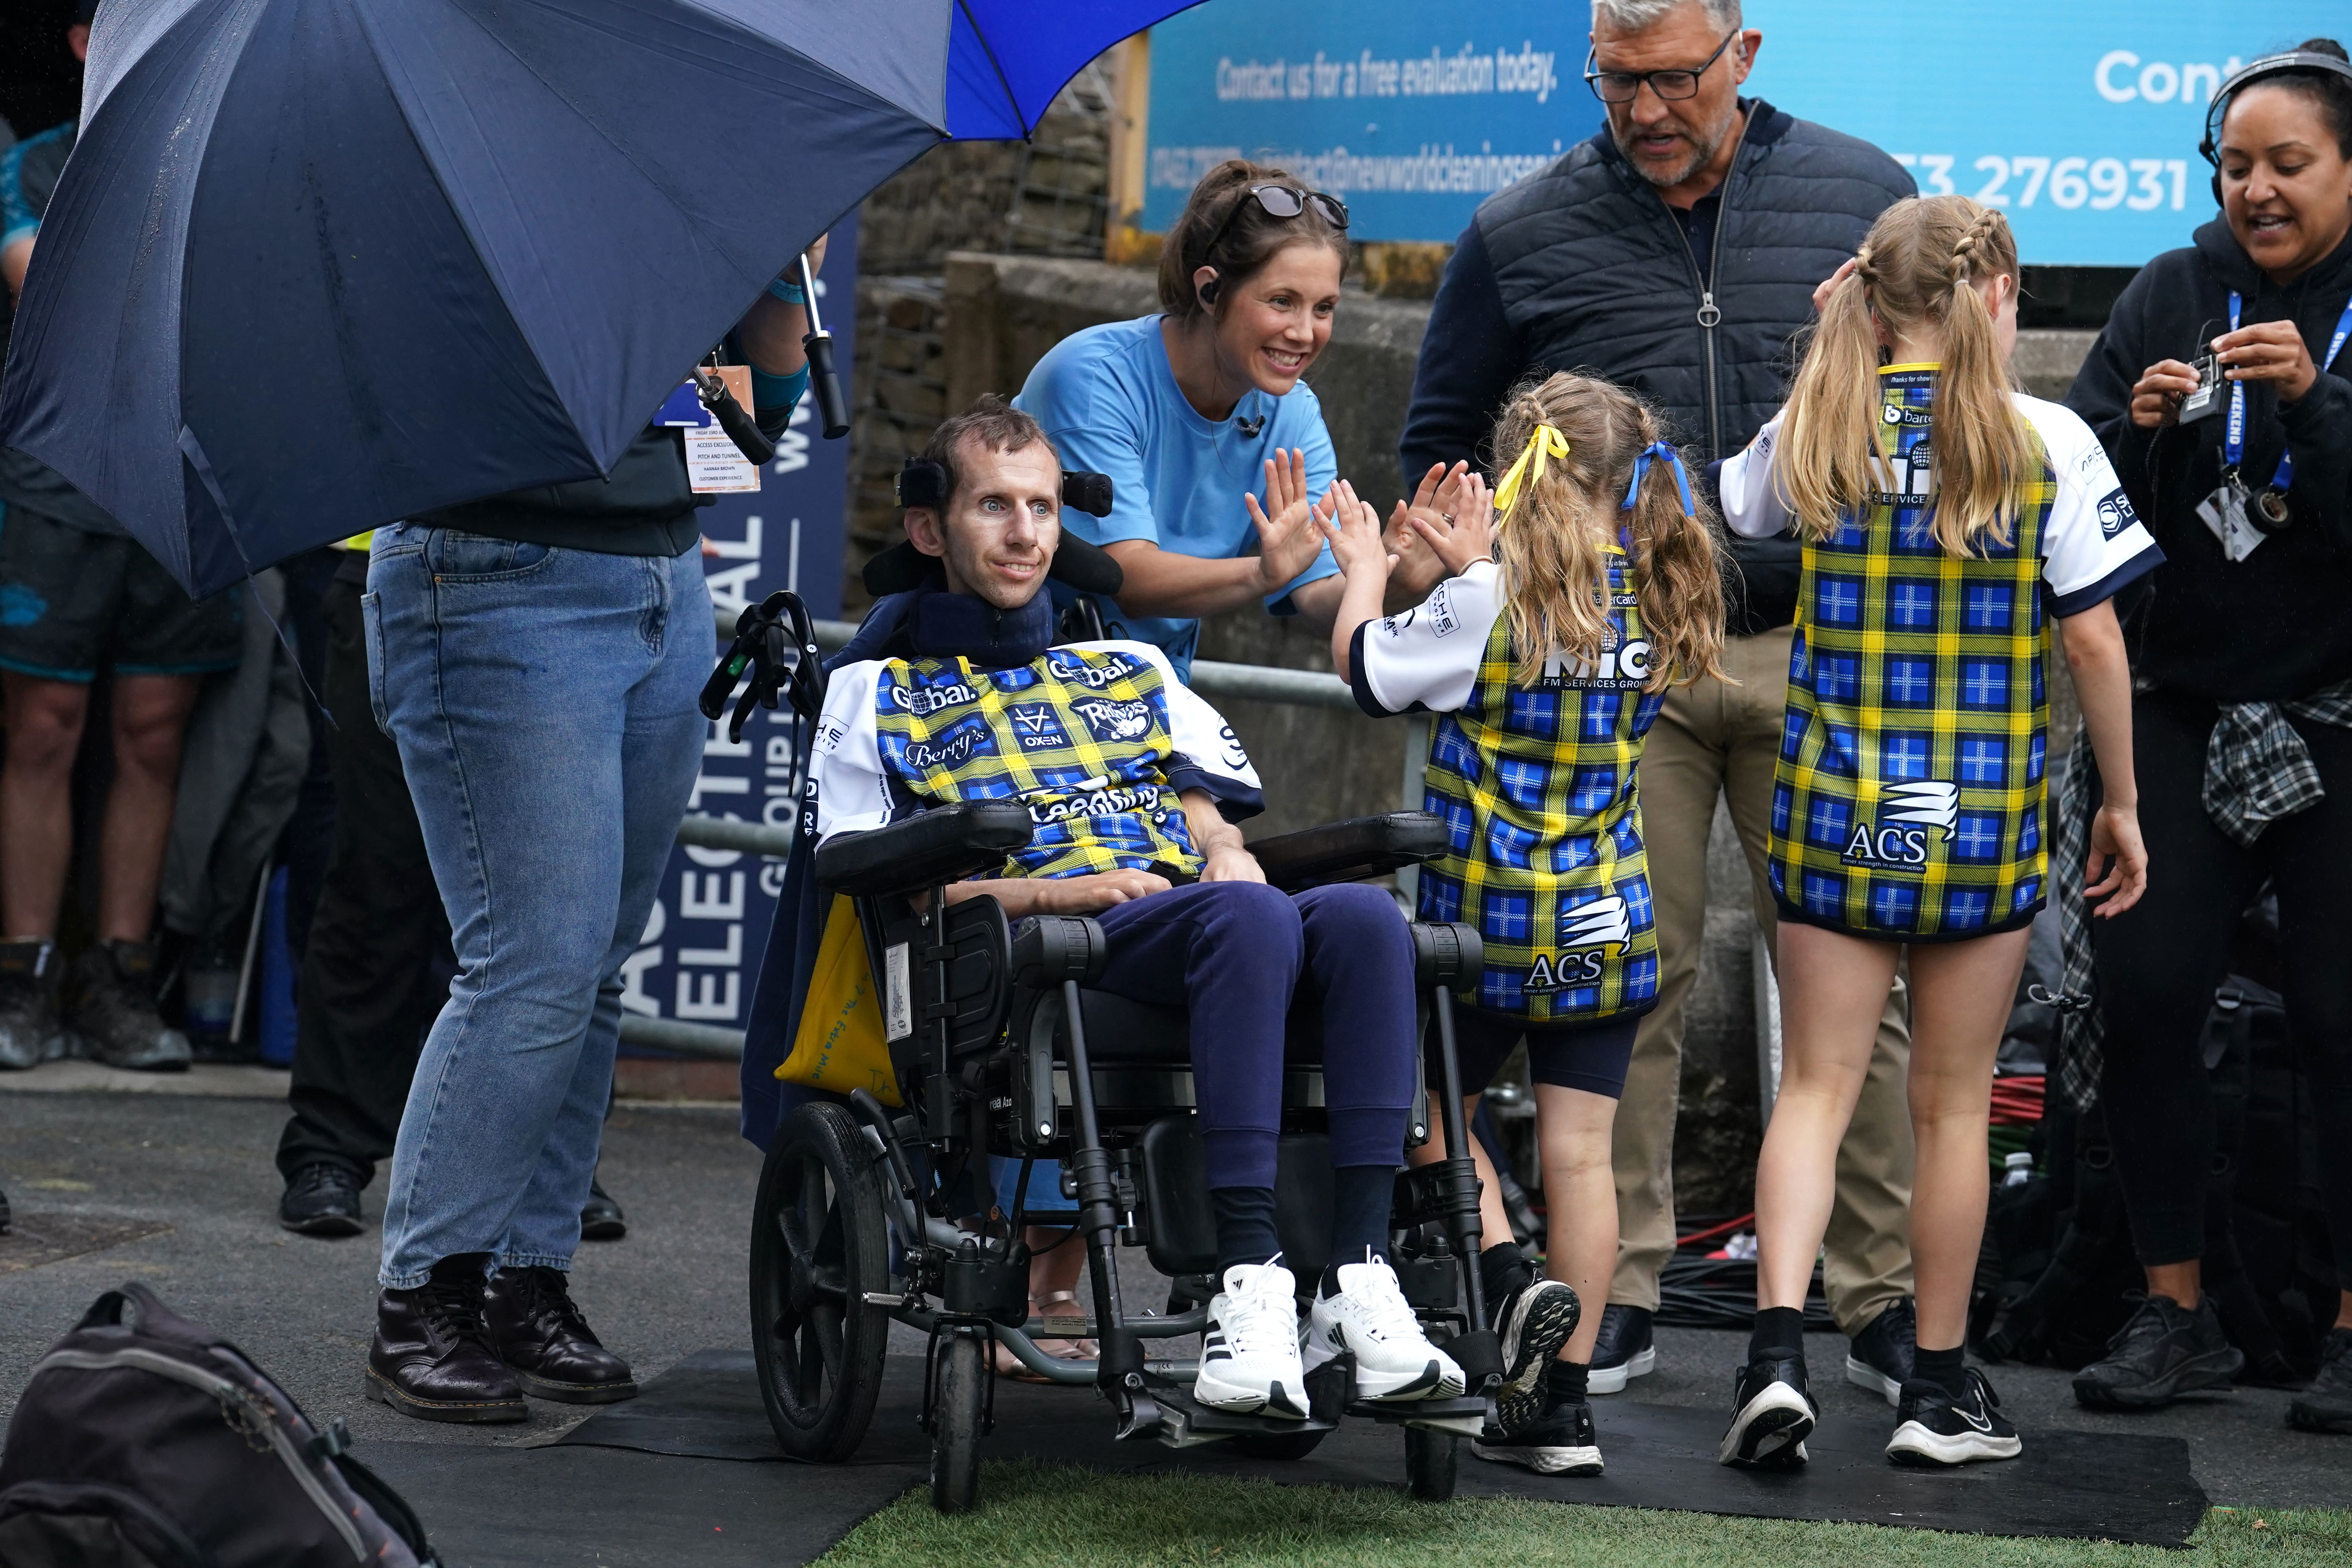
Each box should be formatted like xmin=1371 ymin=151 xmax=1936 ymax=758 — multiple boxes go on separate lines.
xmin=1244 ymin=448 xmax=1337 ymax=593
xmin=1384 ymin=461 xmax=1469 ymax=596
xmin=1405 ymin=470 xmax=1495 ymax=577
xmin=1322 ymin=479 xmax=1394 ymax=581
xmin=1811 ymin=256 xmax=1859 ymax=315
xmin=2083 ymin=802 xmax=2148 ymax=917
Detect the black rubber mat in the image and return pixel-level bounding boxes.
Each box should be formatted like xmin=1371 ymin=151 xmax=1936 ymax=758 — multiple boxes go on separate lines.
xmin=559 ymin=1348 xmax=2207 ymax=1545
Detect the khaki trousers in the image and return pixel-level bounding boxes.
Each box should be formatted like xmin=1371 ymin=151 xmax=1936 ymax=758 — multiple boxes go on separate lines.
xmin=1610 ymin=627 xmax=1916 ymax=1334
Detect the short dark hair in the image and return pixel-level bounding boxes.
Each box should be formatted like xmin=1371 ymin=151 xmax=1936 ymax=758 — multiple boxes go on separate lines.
xmin=1156 ymin=159 xmax=1349 ymax=321
xmin=914 ymin=395 xmax=1058 ymax=510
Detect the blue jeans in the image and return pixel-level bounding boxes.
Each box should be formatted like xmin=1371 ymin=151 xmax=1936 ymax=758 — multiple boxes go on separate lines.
xmin=365 ymin=527 xmax=709 ymax=1288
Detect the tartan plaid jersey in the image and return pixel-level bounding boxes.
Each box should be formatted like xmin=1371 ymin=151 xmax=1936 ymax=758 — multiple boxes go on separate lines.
xmin=1720 ymin=366 xmax=2164 ymax=941
xmin=811 ymin=638 xmax=1262 ymax=881
xmin=1351 ymin=557 xmax=1663 ymax=1024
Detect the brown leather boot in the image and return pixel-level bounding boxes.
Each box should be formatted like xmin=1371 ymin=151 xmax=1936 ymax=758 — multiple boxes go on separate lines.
xmin=484 ymin=1265 xmax=637 ymax=1403
xmin=365 ymin=1252 xmax=526 ymax=1422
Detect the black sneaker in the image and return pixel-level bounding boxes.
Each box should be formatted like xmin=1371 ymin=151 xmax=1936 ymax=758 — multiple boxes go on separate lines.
xmin=580 ymin=1176 xmax=627 ymax=1241
xmin=1888 ymin=1367 xmax=2022 ymax=1466
xmin=67 ymin=941 xmax=190 ymax=1072
xmin=2287 ymin=1328 xmax=2352 ymax=1435
xmin=1845 ymin=1297 xmax=1917 ymax=1406
xmin=1476 ymin=1388 xmax=1603 ymax=1476
xmin=1719 ymin=1352 xmax=1815 ymax=1469
xmin=0 ymin=940 xmax=67 ymax=1069
xmin=1589 ymin=1303 xmax=1656 ymax=1395
xmin=1490 ymin=1277 xmax=1580 ymax=1432
xmin=2072 ymin=1294 xmax=2243 ymax=1411
xmin=280 ymin=1164 xmax=364 ymax=1237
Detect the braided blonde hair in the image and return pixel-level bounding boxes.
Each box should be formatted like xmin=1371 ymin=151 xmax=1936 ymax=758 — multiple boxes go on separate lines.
xmin=1776 ymin=195 xmax=2031 ymax=555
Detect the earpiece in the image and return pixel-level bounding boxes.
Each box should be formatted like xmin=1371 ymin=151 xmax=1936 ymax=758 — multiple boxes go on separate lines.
xmin=1197 ymin=271 xmax=1221 ymax=308
xmin=893 ymin=459 xmax=1115 ymax=517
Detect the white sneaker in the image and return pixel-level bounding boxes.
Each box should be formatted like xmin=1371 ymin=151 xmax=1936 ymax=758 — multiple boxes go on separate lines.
xmin=1194 ymin=1262 xmax=1308 ymax=1419
xmin=1306 ymin=1255 xmax=1467 ymax=1402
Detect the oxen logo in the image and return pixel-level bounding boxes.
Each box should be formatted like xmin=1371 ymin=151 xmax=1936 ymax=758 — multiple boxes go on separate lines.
xmin=1071 ymin=696 xmax=1155 ymax=745
xmin=1047 ymin=652 xmax=1145 ymax=690
xmin=1842 ymin=781 xmax=1958 ymax=871
xmin=1524 ymin=895 xmax=1631 ymax=993
xmin=889 ymin=680 xmax=976 ymax=717
xmin=1006 ymin=703 xmax=1068 ymax=751
xmin=903 ymin=720 xmax=992 ymax=772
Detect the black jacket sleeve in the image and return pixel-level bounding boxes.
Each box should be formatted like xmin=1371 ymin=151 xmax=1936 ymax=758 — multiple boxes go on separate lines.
xmin=2279 ymin=368 xmax=2352 ymax=553
xmin=1398 ymin=221 xmax=1524 ymax=486
xmin=2065 ymin=268 xmax=2167 ymax=526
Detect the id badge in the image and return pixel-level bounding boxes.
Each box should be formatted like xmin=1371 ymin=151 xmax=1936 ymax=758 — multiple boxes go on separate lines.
xmin=2195 ymin=478 xmax=2265 ymax=562
xmin=682 ymin=365 xmax=760 ymax=494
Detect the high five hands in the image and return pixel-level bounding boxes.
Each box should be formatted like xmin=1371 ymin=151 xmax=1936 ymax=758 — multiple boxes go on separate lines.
xmin=1244 ymin=448 xmax=1341 ymax=595
xmin=1382 ymin=461 xmax=1487 ymax=598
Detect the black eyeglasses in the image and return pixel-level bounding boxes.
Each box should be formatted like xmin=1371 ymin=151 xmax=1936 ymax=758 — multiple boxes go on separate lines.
xmin=1583 ymin=29 xmax=1740 ymax=104
xmin=1202 ymin=184 xmax=1351 ymax=259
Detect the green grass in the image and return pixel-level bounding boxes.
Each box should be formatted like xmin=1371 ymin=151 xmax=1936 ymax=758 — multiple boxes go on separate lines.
xmin=818 ymin=1460 xmax=2351 ymax=1568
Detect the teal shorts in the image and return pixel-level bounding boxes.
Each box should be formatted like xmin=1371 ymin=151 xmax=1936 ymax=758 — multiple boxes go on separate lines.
xmin=0 ymin=506 xmax=242 ymax=682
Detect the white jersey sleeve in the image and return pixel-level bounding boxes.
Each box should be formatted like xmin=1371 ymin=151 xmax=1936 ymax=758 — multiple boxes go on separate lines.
xmin=1070 ymin=639 xmax=1263 ymax=813
xmin=810 ymin=660 xmax=891 ymax=845
xmin=1717 ymin=411 xmax=1796 ymax=539
xmin=1349 ymin=560 xmax=1505 ymax=716
xmin=2015 ymin=395 xmax=2164 ymax=617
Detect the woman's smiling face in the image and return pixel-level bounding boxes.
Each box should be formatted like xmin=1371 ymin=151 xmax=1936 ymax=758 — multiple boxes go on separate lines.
xmin=2219 ymin=82 xmax=2352 ymax=283
xmin=1206 ymin=240 xmax=1343 ymax=399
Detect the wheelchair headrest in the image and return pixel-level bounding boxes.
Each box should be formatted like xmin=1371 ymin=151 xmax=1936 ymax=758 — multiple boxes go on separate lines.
xmin=860 ymin=533 xmax=1124 ymax=599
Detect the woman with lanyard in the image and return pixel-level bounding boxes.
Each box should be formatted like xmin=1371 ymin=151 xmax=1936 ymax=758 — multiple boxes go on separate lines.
xmin=1015 ymin=159 xmax=1465 ymax=676
xmin=2064 ymin=39 xmax=2352 ymax=1435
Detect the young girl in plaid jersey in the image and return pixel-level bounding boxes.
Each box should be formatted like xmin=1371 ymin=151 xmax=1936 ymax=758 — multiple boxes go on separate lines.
xmin=1716 ymin=196 xmax=2158 ymax=1470
xmin=1323 ymin=372 xmax=1725 ymax=1477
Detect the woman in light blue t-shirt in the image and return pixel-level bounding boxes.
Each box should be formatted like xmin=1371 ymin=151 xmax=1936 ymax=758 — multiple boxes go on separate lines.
xmin=1017 ymin=159 xmax=1464 ymax=678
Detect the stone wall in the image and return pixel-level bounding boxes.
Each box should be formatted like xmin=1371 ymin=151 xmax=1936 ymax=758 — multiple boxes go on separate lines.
xmin=923 ymin=252 xmax=2099 ymax=1210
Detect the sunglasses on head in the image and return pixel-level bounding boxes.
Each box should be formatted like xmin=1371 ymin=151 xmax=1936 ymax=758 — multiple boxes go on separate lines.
xmin=1202 ymin=183 xmax=1351 ymax=260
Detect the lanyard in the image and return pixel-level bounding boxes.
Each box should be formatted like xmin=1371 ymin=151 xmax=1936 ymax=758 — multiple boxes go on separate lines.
xmin=2224 ymin=292 xmax=2352 ymax=492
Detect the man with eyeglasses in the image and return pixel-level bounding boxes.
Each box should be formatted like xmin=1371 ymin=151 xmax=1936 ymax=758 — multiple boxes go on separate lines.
xmin=1400 ymin=0 xmax=1926 ymax=1410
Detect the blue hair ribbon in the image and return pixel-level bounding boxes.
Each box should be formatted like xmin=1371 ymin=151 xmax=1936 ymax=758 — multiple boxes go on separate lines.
xmin=1621 ymin=441 xmax=1694 ymax=516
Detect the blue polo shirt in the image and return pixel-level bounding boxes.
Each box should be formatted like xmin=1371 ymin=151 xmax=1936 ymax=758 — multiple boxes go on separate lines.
xmin=1015 ymin=314 xmax=1338 ymax=679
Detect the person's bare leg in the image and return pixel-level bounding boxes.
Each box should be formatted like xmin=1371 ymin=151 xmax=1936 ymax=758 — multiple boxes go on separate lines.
xmin=0 ymin=673 xmax=90 ymax=938
xmin=2143 ymin=1260 xmax=2203 ymax=1310
xmin=1755 ymin=923 xmax=1901 ymax=1312
xmin=1904 ymin=929 xmax=2031 ymax=1353
xmin=1533 ymin=1083 xmax=1620 ymax=1365
xmin=95 ymin=675 xmax=200 ymax=943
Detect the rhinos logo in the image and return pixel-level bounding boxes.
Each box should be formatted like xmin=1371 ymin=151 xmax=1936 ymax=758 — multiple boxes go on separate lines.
xmin=889 ymin=679 xmax=976 ymax=717
xmin=1006 ymin=703 xmax=1069 ymax=752
xmin=1842 ymin=781 xmax=1959 ymax=871
xmin=1524 ymin=894 xmax=1631 ymax=993
xmin=1071 ymin=696 xmax=1155 ymax=745
xmin=903 ymin=721 xmax=992 ymax=773
xmin=1047 ymin=652 xmax=1146 ymax=690
xmin=2094 ymin=488 xmax=2138 ymax=539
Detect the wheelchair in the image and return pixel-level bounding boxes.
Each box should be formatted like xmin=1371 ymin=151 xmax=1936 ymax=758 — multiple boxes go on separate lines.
xmin=727 ymin=605 xmax=1508 ymax=1514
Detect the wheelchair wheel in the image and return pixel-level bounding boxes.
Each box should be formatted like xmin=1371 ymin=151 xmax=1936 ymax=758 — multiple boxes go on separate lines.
xmin=750 ymin=1102 xmax=892 ymax=1462
xmin=930 ymin=1329 xmax=986 ymax=1513
xmin=1226 ymin=1427 xmax=1330 ymax=1462
xmin=1404 ymin=1426 xmax=1459 ymax=1500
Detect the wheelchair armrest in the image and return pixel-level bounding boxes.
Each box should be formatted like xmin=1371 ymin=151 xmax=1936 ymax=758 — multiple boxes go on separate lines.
xmin=1247 ymin=812 xmax=1448 ymax=893
xmin=815 ymin=801 xmax=1035 ymax=897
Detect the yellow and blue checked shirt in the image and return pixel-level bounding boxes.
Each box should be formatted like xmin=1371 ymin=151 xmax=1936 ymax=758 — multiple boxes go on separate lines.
xmin=1722 ymin=367 xmax=2164 ymax=941
xmin=1353 ymin=559 xmax=1662 ymax=1024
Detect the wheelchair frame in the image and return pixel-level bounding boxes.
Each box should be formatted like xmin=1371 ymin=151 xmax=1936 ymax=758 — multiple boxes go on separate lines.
xmin=729 ymin=597 xmax=1504 ymax=1513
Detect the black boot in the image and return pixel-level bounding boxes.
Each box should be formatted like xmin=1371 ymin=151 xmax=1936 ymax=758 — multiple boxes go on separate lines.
xmin=366 ymin=1253 xmax=527 ymax=1422
xmin=484 ymin=1265 xmax=637 ymax=1403
xmin=580 ymin=1176 xmax=627 ymax=1241
xmin=280 ymin=1164 xmax=363 ymax=1238
xmin=68 ymin=941 xmax=190 ymax=1072
xmin=0 ymin=940 xmax=67 ymax=1069
xmin=2288 ymin=1328 xmax=2352 ymax=1435
xmin=2072 ymin=1293 xmax=2242 ymax=1411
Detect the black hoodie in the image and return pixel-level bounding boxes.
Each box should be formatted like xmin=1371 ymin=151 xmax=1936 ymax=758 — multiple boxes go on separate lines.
xmin=2067 ymin=220 xmax=2352 ymax=704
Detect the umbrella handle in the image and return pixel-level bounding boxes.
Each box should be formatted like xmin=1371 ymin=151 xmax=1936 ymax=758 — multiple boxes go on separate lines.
xmin=797 ymin=253 xmax=852 ymax=441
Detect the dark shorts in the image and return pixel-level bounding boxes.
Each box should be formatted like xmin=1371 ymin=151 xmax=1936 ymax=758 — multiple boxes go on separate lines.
xmin=1430 ymin=1005 xmax=1644 ymax=1100
xmin=0 ymin=506 xmax=242 ymax=682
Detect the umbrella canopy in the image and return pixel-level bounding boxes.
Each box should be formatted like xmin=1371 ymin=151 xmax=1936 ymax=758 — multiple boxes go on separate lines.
xmin=2 ymin=0 xmax=1193 ymax=596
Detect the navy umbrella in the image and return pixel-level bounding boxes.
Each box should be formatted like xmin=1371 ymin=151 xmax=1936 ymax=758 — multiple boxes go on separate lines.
xmin=1 ymin=0 xmax=1193 ymax=596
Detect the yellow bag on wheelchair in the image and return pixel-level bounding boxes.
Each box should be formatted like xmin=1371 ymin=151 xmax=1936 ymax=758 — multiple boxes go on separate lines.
xmin=776 ymin=894 xmax=899 ymax=1106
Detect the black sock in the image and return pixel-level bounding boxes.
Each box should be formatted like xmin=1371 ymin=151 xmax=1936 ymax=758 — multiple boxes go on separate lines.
xmin=1545 ymin=1359 xmax=1589 ymax=1402
xmin=1748 ymin=1306 xmax=1806 ymax=1362
xmin=1478 ymin=1240 xmax=1533 ymax=1307
xmin=1913 ymin=1344 xmax=1966 ymax=1396
xmin=1210 ymin=1186 xmax=1280 ymax=1277
xmin=1328 ymin=1164 xmax=1395 ymax=1268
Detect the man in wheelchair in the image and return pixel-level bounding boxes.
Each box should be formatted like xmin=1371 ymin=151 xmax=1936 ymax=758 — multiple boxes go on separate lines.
xmin=810 ymin=397 xmax=1464 ymax=1419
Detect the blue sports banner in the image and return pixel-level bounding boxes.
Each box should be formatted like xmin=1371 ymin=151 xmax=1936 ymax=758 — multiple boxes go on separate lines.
xmin=620 ymin=214 xmax=854 ymax=1053
xmin=1141 ymin=1 xmax=2346 ymax=264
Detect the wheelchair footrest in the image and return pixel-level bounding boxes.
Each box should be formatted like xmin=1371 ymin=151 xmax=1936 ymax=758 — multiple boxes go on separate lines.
xmin=1342 ymin=1393 xmax=1492 ymax=1438
xmin=1128 ymin=1372 xmax=1339 ymax=1449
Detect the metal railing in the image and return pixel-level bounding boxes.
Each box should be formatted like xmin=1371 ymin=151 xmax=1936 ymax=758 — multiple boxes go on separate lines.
xmin=625 ymin=606 xmax=1414 ymax=1066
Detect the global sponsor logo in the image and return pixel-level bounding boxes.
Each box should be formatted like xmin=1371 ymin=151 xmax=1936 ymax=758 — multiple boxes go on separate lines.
xmin=1047 ymin=651 xmax=1146 ymax=689
xmin=1071 ymin=695 xmax=1155 ymax=744
xmin=1006 ymin=703 xmax=1069 ymax=751
xmin=889 ymin=680 xmax=976 ymax=716
xmin=1840 ymin=780 xmax=1959 ymax=872
xmin=903 ymin=721 xmax=992 ymax=772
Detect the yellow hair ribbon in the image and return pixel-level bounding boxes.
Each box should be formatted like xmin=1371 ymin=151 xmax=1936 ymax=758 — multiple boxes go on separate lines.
xmin=1491 ymin=423 xmax=1571 ymax=529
